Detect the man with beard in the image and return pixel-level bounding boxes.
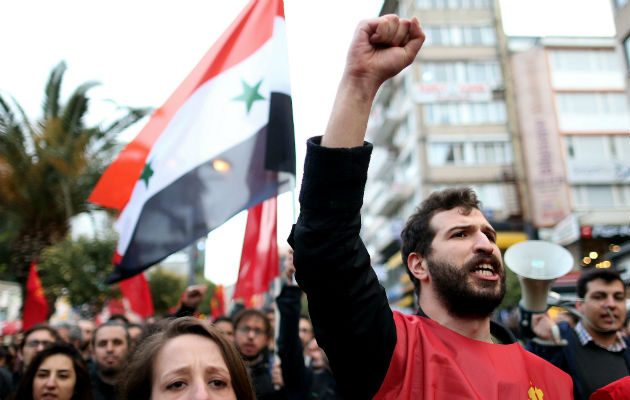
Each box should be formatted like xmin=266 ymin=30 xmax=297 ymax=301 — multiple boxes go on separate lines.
xmin=78 ymin=319 xmax=96 ymax=365
xmin=529 ymin=268 xmax=629 ymax=400
xmin=90 ymin=321 xmax=130 ymax=400
xmin=233 ymin=309 xmax=285 ymax=400
xmin=289 ymin=14 xmax=573 ymax=400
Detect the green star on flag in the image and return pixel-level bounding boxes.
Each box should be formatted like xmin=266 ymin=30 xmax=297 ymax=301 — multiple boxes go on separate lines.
xmin=233 ymin=79 xmax=265 ymax=114
xmin=139 ymin=160 xmax=154 ymax=188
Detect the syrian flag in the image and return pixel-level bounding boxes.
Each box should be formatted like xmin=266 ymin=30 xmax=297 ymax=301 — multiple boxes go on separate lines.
xmin=89 ymin=0 xmax=295 ymax=283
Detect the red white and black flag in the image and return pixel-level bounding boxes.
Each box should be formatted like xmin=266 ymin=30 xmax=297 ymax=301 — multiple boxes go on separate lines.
xmin=89 ymin=0 xmax=295 ymax=283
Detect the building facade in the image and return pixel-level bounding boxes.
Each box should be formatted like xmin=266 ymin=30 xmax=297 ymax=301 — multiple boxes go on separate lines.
xmin=510 ymin=37 xmax=630 ymax=271
xmin=611 ymin=0 xmax=630 ymax=102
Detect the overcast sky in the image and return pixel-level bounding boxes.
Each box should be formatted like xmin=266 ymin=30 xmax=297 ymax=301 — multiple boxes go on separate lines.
xmin=0 ymin=0 xmax=616 ymax=285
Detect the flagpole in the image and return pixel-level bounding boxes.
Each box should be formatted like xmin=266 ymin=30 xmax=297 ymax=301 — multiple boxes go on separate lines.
xmin=188 ymin=241 xmax=196 ymax=286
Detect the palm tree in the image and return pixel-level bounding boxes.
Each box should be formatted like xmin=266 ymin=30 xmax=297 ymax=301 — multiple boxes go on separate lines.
xmin=0 ymin=60 xmax=151 ymax=294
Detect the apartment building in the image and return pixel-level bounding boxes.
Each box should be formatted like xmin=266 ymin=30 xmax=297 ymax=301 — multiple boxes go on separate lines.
xmin=511 ymin=37 xmax=630 ymax=271
xmin=611 ymin=0 xmax=630 ymax=102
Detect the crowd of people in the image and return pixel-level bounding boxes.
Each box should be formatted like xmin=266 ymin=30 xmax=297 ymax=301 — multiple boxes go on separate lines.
xmin=0 ymin=279 xmax=338 ymax=400
xmin=1 ymin=13 xmax=629 ymax=400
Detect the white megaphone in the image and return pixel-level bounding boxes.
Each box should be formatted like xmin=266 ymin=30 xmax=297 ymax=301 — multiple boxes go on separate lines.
xmin=505 ymin=240 xmax=574 ymax=345
xmin=505 ymin=240 xmax=574 ymax=312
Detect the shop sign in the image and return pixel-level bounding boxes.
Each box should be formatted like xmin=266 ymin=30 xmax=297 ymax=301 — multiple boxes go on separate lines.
xmin=581 ymin=225 xmax=630 ymax=239
xmin=567 ymin=159 xmax=630 ymax=183
xmin=415 ymin=82 xmax=492 ymax=102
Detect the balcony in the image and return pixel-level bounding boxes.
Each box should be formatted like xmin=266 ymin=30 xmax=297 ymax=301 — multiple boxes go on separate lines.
xmin=369 ymin=182 xmax=415 ymax=217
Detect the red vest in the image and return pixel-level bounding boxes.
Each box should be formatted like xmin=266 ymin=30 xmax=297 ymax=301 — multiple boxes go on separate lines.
xmin=375 ymin=312 xmax=573 ymax=399
xmin=590 ymin=376 xmax=630 ymax=400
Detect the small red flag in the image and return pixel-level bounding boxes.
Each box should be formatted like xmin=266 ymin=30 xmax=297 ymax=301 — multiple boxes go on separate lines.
xmin=210 ymin=285 xmax=225 ymax=320
xmin=120 ymin=273 xmax=154 ymax=318
xmin=233 ymin=197 xmax=279 ymax=302
xmin=22 ymin=261 xmax=49 ymax=331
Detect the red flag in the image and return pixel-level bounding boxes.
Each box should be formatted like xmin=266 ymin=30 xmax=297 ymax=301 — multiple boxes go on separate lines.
xmin=22 ymin=261 xmax=49 ymax=331
xmin=210 ymin=285 xmax=225 ymax=320
xmin=120 ymin=273 xmax=154 ymax=318
xmin=233 ymin=197 xmax=279 ymax=301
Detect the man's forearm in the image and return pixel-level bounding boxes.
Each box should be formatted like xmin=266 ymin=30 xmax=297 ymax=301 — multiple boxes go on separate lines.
xmin=322 ymin=77 xmax=377 ymax=149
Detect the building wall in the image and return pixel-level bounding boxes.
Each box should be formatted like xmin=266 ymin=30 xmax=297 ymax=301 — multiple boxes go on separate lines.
xmin=510 ymin=37 xmax=630 ymax=270
xmin=612 ymin=0 xmax=630 ymax=102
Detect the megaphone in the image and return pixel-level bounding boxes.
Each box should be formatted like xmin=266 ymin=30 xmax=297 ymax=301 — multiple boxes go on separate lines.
xmin=505 ymin=240 xmax=574 ymax=313
xmin=505 ymin=240 xmax=575 ymax=345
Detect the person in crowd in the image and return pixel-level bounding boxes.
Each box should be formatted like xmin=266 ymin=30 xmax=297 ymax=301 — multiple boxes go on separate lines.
xmin=623 ymin=311 xmax=630 ymax=338
xmin=172 ymin=285 xmax=208 ymax=318
xmin=14 ymin=325 xmax=61 ymax=389
xmin=263 ymin=308 xmax=276 ymax=352
xmin=0 ymin=345 xmax=14 ymax=399
xmin=12 ymin=342 xmax=93 ymax=400
xmin=529 ymin=268 xmax=629 ymax=400
xmin=288 ymin=14 xmax=573 ymax=399
xmin=125 ymin=323 xmax=144 ymax=351
xmin=117 ymin=316 xmax=255 ymax=400
xmin=213 ymin=316 xmax=235 ymax=342
xmin=77 ymin=319 xmax=95 ymax=365
xmin=90 ymin=321 xmax=130 ymax=400
xmin=233 ymin=309 xmax=284 ymax=400
xmin=276 ymin=263 xmax=341 ymax=400
xmin=298 ymin=316 xmax=314 ymax=356
xmin=52 ymin=322 xmax=82 ymax=351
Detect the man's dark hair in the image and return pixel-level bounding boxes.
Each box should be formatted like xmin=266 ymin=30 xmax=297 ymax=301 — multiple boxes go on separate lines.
xmin=92 ymin=320 xmax=130 ymax=349
xmin=108 ymin=313 xmax=130 ymax=324
xmin=576 ymin=268 xmax=625 ymax=299
xmin=213 ymin=315 xmax=233 ymax=324
xmin=19 ymin=324 xmax=61 ymax=351
xmin=400 ymin=187 xmax=482 ymax=298
xmin=233 ymin=308 xmax=272 ymax=338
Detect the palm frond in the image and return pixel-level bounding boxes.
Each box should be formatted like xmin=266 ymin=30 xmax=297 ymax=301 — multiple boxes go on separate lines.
xmin=60 ymin=81 xmax=100 ymax=137
xmin=43 ymin=61 xmax=67 ymax=119
xmin=101 ymin=106 xmax=152 ymax=136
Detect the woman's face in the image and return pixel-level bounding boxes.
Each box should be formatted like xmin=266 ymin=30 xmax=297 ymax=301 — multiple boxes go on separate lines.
xmin=32 ymin=354 xmax=77 ymax=400
xmin=152 ymin=334 xmax=237 ymax=400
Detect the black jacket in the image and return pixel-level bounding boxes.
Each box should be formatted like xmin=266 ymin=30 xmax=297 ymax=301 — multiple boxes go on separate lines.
xmin=276 ymin=285 xmax=341 ymax=400
xmin=289 ymin=137 xmax=518 ymax=400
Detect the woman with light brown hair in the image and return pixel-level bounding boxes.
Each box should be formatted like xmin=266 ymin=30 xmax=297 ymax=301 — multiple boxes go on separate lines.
xmin=117 ymin=317 xmax=255 ymax=400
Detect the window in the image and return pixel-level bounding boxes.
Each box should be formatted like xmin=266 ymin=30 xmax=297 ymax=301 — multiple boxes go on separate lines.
xmin=423 ymin=25 xmax=496 ymax=46
xmin=427 ymin=139 xmax=512 ymax=166
xmin=422 ymin=61 xmax=502 ymax=85
xmin=424 ymin=101 xmax=506 ymax=125
xmin=416 ymin=0 xmax=490 ymax=8
xmin=549 ymin=49 xmax=621 ymax=73
xmin=433 ymin=183 xmax=504 ymax=210
xmin=556 ymin=92 xmax=629 ymax=116
xmin=571 ymin=185 xmax=630 ymax=209
xmin=565 ymin=134 xmax=630 ymax=161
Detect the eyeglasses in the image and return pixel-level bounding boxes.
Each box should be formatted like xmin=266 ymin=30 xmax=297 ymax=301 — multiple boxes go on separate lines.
xmin=25 ymin=340 xmax=53 ymax=348
xmin=236 ymin=326 xmax=267 ymax=337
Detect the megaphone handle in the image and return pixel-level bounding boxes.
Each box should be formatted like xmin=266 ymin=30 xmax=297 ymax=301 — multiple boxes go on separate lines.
xmin=519 ymin=303 xmax=545 ymax=340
